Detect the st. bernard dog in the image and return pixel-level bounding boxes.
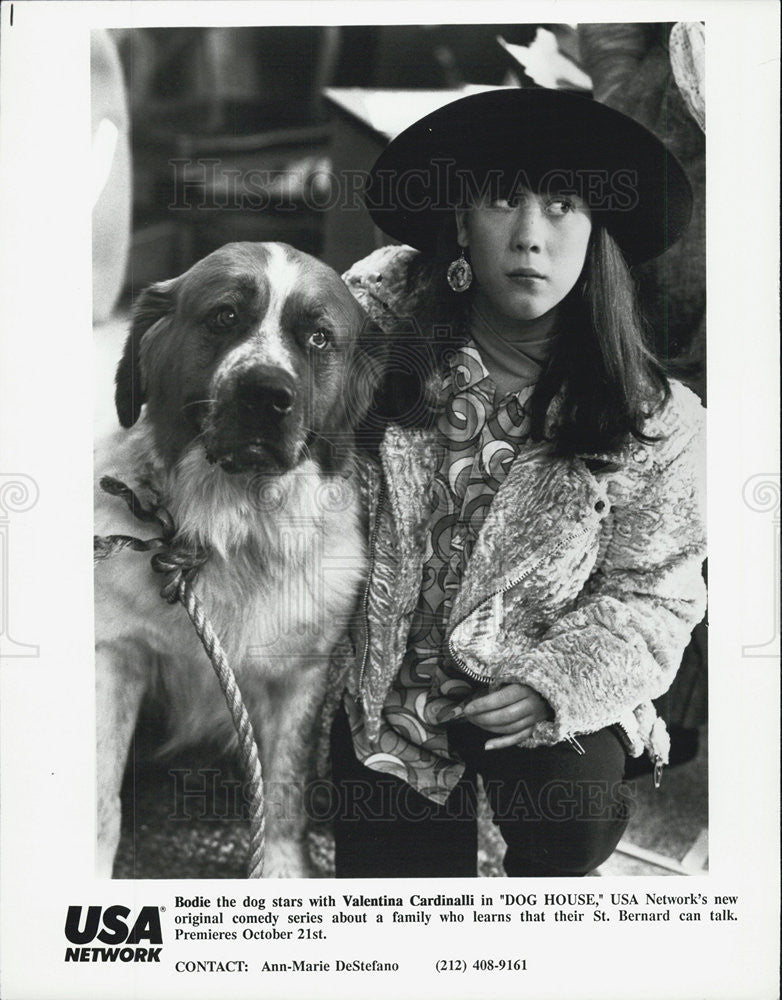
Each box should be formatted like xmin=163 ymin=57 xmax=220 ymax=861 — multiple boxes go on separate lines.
xmin=95 ymin=242 xmax=383 ymax=878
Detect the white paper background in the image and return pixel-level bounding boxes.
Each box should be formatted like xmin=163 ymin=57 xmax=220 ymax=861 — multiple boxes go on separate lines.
xmin=0 ymin=2 xmax=779 ymax=999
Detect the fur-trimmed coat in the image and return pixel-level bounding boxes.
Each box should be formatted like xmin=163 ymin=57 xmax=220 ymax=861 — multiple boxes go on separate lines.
xmin=332 ymin=245 xmax=707 ymax=767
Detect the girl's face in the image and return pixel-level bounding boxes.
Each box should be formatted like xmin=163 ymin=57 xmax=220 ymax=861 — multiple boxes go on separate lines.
xmin=456 ymin=189 xmax=592 ymax=328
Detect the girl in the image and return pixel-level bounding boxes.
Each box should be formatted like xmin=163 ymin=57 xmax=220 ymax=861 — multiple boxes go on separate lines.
xmin=328 ymin=88 xmax=706 ymax=878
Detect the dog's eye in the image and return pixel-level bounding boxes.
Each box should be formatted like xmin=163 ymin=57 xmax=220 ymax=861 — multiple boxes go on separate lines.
xmin=210 ymin=306 xmax=239 ymax=331
xmin=308 ymin=328 xmax=332 ymax=350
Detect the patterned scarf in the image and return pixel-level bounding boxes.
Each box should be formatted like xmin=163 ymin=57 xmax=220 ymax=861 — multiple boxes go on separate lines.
xmin=347 ymin=341 xmax=537 ymax=802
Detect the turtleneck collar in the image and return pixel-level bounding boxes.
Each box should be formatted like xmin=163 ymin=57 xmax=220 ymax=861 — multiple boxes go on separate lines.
xmin=468 ymin=299 xmax=558 ymax=401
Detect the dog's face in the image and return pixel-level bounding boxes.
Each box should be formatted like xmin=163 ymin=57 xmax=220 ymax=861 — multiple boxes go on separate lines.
xmin=116 ymin=243 xmax=384 ymax=474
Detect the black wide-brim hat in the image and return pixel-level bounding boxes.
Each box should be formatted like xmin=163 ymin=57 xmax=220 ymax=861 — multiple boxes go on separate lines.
xmin=365 ymin=87 xmax=693 ymax=265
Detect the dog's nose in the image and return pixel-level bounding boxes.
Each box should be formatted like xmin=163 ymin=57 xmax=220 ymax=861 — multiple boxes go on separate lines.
xmin=235 ymin=367 xmax=296 ymax=418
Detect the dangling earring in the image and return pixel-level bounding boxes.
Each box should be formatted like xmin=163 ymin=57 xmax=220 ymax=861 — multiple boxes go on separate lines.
xmin=446 ymin=248 xmax=473 ymax=293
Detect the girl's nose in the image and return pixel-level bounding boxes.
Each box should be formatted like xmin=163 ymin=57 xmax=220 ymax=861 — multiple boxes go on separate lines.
xmin=511 ymin=201 xmax=544 ymax=252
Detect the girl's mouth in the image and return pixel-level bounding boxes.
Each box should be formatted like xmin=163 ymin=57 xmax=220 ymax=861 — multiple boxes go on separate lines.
xmin=507 ymin=268 xmax=546 ymax=279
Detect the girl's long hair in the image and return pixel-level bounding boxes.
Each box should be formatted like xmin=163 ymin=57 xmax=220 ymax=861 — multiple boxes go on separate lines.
xmin=372 ymin=222 xmax=671 ymax=458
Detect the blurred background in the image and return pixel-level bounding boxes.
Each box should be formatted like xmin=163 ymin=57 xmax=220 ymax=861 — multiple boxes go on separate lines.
xmin=93 ymin=21 xmax=705 ymax=383
xmin=92 ymin=21 xmax=708 ymax=878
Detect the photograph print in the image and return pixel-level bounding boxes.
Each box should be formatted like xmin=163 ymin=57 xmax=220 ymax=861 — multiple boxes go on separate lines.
xmin=91 ymin=19 xmax=708 ymax=880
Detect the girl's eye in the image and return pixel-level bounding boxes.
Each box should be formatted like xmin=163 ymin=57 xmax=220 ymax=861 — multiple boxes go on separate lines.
xmin=211 ymin=306 xmax=239 ymax=330
xmin=546 ymin=198 xmax=576 ymax=216
xmin=308 ymin=328 xmax=332 ymax=350
xmin=489 ymin=196 xmax=516 ymax=211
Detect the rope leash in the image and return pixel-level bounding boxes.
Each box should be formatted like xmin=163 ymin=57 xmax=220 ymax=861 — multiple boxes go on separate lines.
xmin=95 ymin=476 xmax=265 ymax=878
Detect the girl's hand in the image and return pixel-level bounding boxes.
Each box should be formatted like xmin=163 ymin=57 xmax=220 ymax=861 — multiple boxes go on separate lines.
xmin=458 ymin=683 xmax=554 ymax=750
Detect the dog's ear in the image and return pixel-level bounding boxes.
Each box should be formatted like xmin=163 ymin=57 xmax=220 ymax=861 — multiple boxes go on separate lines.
xmin=348 ymin=317 xmax=390 ymax=426
xmin=343 ymin=315 xmax=397 ymax=459
xmin=115 ymin=278 xmax=176 ymax=428
xmin=351 ymin=314 xmax=439 ymax=455
xmin=310 ymin=315 xmax=388 ymax=472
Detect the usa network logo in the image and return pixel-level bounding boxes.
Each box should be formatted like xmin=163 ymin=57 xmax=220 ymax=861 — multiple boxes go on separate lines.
xmin=64 ymin=905 xmax=163 ymax=962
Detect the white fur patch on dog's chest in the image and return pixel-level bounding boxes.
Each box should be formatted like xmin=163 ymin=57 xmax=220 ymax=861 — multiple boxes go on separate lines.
xmin=96 ymin=426 xmax=366 ymax=704
xmin=195 ymin=513 xmax=365 ymax=675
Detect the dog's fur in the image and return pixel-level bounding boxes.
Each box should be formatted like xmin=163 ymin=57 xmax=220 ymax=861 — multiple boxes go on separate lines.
xmin=95 ymin=242 xmax=383 ymax=877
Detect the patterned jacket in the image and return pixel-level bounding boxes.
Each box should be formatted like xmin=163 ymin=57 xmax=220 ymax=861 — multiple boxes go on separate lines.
xmin=335 ymin=245 xmax=707 ymax=768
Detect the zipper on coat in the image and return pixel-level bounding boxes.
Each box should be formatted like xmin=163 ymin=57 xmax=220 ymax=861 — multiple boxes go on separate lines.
xmin=614 ymin=718 xmax=633 ymax=749
xmin=614 ymin=718 xmax=665 ymax=787
xmin=358 ymin=480 xmax=386 ymax=692
xmin=446 ymin=522 xmax=593 ymax=682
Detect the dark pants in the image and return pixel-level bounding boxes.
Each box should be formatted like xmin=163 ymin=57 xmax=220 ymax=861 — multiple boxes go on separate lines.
xmin=330 ymin=707 xmax=632 ymax=878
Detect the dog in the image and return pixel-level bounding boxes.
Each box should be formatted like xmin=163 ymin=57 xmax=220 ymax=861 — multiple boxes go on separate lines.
xmin=95 ymin=242 xmax=383 ymax=878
